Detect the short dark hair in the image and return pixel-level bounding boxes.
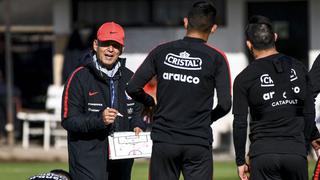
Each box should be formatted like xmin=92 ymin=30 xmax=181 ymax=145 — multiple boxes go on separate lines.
xmin=245 ymin=15 xmax=275 ymax=50
xmin=187 ymin=1 xmax=217 ymax=33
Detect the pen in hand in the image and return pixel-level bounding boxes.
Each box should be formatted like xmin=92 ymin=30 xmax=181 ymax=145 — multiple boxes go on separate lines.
xmin=107 ymin=107 xmax=123 ymax=117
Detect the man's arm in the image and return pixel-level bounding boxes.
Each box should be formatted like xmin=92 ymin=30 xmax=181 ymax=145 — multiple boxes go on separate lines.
xmin=309 ymin=54 xmax=320 ymax=97
xmin=61 ymin=73 xmax=107 ymax=133
xmin=308 ymin=54 xmax=320 ymax=154
xmin=130 ymin=101 xmax=146 ymax=133
xmin=126 ymin=50 xmax=157 ymax=107
xmin=304 ymin=73 xmax=320 ymax=152
xmin=211 ymin=54 xmax=232 ymax=123
xmin=233 ymin=114 xmax=248 ymax=166
xmin=232 ymin=75 xmax=249 ymax=167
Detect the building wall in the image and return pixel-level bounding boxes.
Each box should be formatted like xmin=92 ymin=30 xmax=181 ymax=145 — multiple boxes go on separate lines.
xmin=309 ymin=0 xmax=320 ymax=68
xmin=124 ymin=0 xmax=248 ymax=76
xmin=0 ymin=0 xmax=53 ymax=25
xmin=53 ymin=0 xmax=71 ymax=85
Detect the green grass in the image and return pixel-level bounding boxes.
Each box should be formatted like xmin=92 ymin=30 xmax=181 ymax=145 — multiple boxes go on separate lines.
xmin=0 ymin=162 xmax=68 ymax=179
xmin=0 ymin=160 xmax=317 ymax=179
xmin=132 ymin=160 xmax=317 ymax=180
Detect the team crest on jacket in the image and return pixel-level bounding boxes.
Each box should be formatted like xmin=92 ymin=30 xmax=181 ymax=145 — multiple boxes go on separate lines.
xmin=164 ymin=51 xmax=202 ymax=70
xmin=127 ymin=107 xmax=133 ymax=115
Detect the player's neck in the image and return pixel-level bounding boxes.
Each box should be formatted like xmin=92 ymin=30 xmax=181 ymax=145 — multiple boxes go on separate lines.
xmin=254 ymin=48 xmax=279 ymax=60
xmin=186 ymin=31 xmax=210 ymax=42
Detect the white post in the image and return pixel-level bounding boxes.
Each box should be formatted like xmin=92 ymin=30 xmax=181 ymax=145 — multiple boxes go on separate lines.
xmin=44 ymin=121 xmax=51 ymax=150
xmin=53 ymin=0 xmax=71 ymax=85
xmin=22 ymin=121 xmax=29 ymax=149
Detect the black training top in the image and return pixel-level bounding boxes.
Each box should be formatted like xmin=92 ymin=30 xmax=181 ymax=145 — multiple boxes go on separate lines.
xmin=309 ymin=54 xmax=320 ymax=97
xmin=233 ymin=53 xmax=320 ymax=166
xmin=127 ymin=36 xmax=232 ymax=146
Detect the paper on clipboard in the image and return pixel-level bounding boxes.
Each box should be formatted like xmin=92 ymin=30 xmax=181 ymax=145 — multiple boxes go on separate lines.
xmin=108 ymin=132 xmax=152 ymax=160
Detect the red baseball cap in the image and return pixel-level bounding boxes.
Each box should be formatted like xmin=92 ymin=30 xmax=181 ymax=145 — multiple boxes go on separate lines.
xmin=97 ymin=22 xmax=125 ymax=46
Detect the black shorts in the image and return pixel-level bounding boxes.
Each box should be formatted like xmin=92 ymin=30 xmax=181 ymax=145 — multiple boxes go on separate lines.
xmin=107 ymin=159 xmax=134 ymax=180
xmin=149 ymin=142 xmax=213 ymax=180
xmin=250 ymin=153 xmax=307 ymax=180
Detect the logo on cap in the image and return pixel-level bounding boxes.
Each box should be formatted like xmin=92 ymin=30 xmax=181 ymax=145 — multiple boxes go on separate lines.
xmin=97 ymin=22 xmax=125 ymax=46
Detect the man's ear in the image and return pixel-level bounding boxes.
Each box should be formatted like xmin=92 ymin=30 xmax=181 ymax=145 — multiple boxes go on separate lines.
xmin=211 ymin=24 xmax=218 ymax=33
xmin=274 ymin=33 xmax=278 ymax=42
xmin=93 ymin=39 xmax=98 ymax=52
xmin=183 ymin=17 xmax=188 ymax=29
xmin=246 ymin=40 xmax=252 ymax=50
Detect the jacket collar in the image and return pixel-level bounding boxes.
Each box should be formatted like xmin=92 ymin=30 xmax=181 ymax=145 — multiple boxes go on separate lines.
xmin=80 ymin=50 xmax=126 ymax=82
xmin=183 ymin=36 xmax=206 ymax=43
xmin=92 ymin=54 xmax=121 ymax=78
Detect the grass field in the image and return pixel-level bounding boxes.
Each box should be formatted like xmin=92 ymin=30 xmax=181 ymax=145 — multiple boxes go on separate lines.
xmin=0 ymin=160 xmax=317 ymax=179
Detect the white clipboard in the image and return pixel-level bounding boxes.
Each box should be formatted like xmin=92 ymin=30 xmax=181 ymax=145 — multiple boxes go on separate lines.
xmin=108 ymin=132 xmax=152 ymax=160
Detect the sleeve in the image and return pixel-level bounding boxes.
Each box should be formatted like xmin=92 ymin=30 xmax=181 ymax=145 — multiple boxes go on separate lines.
xmin=61 ymin=73 xmax=106 ymax=133
xmin=129 ymin=101 xmax=146 ymax=131
xmin=309 ymin=54 xmax=320 ymax=97
xmin=126 ymin=49 xmax=157 ymax=107
xmin=211 ymin=54 xmax=232 ymax=123
xmin=304 ymin=73 xmax=320 ymax=146
xmin=232 ymin=75 xmax=249 ymax=166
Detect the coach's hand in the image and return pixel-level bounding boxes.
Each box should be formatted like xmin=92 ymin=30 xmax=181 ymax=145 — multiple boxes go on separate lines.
xmin=133 ymin=127 xmax=143 ymax=136
xmin=237 ymin=164 xmax=249 ymax=180
xmin=102 ymin=108 xmax=118 ymax=125
xmin=312 ymin=138 xmax=320 ymax=157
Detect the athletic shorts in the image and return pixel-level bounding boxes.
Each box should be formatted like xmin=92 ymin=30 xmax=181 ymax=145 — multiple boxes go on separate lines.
xmin=149 ymin=142 xmax=213 ymax=180
xmin=250 ymin=153 xmax=307 ymax=180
